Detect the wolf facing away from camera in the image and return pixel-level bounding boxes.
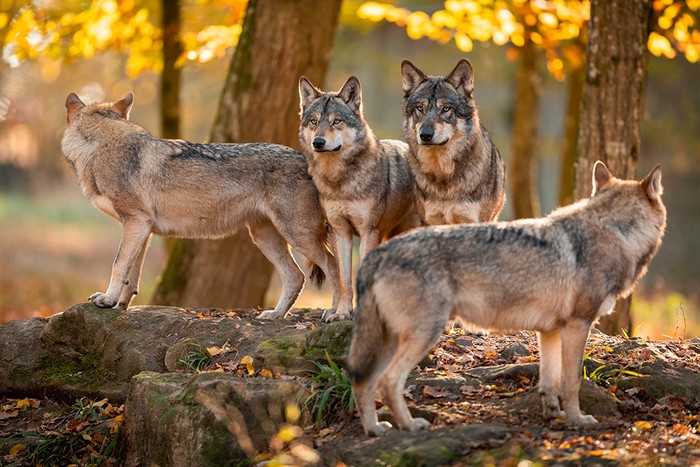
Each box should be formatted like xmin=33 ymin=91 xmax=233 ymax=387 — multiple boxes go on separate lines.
xmin=298 ymin=76 xmax=420 ymax=322
xmin=401 ymin=59 xmax=506 ymax=226
xmin=348 ymin=161 xmax=666 ymax=436
xmin=61 ymin=92 xmax=340 ymax=319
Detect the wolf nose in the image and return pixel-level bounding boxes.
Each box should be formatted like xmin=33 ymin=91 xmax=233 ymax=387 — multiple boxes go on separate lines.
xmin=312 ymin=137 xmax=326 ymax=150
xmin=419 ymin=130 xmax=434 ymax=142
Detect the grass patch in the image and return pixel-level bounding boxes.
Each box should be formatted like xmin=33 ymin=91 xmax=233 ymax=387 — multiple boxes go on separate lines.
xmin=303 ymin=351 xmax=354 ymax=430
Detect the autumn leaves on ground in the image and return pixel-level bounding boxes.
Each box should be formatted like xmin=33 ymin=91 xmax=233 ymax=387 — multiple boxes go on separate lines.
xmin=1 ymin=313 xmax=699 ymax=465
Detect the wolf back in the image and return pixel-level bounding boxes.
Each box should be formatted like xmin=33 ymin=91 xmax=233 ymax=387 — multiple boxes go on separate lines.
xmin=61 ymin=92 xmax=339 ymax=319
xmin=347 ymin=161 xmax=666 ymax=436
xmin=401 ymin=59 xmax=506 ymax=225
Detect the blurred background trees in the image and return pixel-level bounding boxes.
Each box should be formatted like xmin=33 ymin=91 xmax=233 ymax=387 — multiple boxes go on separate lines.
xmin=0 ymin=0 xmax=698 ymax=337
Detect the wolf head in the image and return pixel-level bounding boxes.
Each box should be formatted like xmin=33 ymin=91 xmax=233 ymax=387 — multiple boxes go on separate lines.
xmin=401 ymin=59 xmax=480 ymax=148
xmin=298 ymin=76 xmax=370 ymax=156
xmin=64 ymin=92 xmax=134 ymax=124
xmin=585 ymin=161 xmax=667 ymax=295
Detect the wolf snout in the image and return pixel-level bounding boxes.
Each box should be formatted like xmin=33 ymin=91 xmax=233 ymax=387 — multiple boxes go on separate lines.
xmin=312 ymin=137 xmax=326 ymax=150
xmin=419 ymin=128 xmax=434 ymax=143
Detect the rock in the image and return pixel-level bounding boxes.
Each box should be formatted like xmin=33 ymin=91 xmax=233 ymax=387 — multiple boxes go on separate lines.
xmin=501 ymin=343 xmax=531 ymax=360
xmin=120 ymin=371 xmax=308 ymax=466
xmin=467 ymin=363 xmax=540 ymax=383
xmin=616 ymin=359 xmax=700 ymax=401
xmin=319 ymin=423 xmax=513 ymax=466
xmin=0 ymin=304 xmax=346 ymax=402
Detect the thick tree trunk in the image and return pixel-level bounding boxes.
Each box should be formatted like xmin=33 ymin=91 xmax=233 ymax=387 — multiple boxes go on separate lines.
xmin=152 ymin=0 xmax=343 ymax=308
xmin=575 ymin=0 xmax=651 ymax=335
xmin=160 ymin=0 xmax=181 ymax=140
xmin=510 ymin=35 xmax=542 ymax=219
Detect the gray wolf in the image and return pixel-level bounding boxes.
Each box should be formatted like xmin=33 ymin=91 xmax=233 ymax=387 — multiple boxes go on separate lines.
xmin=348 ymin=161 xmax=666 ymax=436
xmin=61 ymin=92 xmax=339 ymax=319
xmin=401 ymin=59 xmax=506 ymax=225
xmin=298 ymin=76 xmax=420 ymax=322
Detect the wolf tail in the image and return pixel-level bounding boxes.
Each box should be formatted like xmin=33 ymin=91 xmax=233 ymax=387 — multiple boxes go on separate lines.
xmin=305 ymin=259 xmax=326 ymax=288
xmin=346 ymin=271 xmax=383 ymax=384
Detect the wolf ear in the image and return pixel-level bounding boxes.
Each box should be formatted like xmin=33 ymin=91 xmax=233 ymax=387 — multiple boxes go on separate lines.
xmin=446 ymin=59 xmax=474 ymax=97
xmin=299 ymin=76 xmax=321 ymax=110
xmin=113 ymin=92 xmax=134 ymax=119
xmin=641 ymin=164 xmax=663 ymax=202
xmin=338 ymin=76 xmax=362 ymax=114
xmin=65 ymin=92 xmax=85 ymax=123
xmin=591 ymin=160 xmax=614 ymax=196
xmin=401 ymin=60 xmax=427 ymax=96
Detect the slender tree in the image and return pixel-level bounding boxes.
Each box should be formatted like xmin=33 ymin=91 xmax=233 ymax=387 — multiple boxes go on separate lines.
xmin=152 ymin=0 xmax=343 ymax=308
xmin=160 ymin=0 xmax=182 ymax=140
xmin=575 ymin=0 xmax=652 ymax=335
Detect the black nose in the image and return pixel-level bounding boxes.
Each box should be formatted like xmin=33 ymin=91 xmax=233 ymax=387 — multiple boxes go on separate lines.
xmin=312 ymin=137 xmax=326 ymax=149
xmin=419 ymin=129 xmax=434 ymax=142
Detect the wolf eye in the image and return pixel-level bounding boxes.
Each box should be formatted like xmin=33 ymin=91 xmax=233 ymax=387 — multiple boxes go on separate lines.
xmin=442 ymin=105 xmax=452 ymax=113
xmin=333 ymin=118 xmax=342 ymax=125
xmin=310 ymin=118 xmax=318 ymax=125
xmin=415 ymin=105 xmax=423 ymax=112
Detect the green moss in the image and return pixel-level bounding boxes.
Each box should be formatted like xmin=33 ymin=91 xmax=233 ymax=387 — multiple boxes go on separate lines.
xmin=39 ymin=351 xmax=112 ymax=392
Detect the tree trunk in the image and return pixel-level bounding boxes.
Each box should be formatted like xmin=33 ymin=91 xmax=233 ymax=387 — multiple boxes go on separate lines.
xmin=152 ymin=0 xmax=343 ymax=309
xmin=160 ymin=0 xmax=181 ymax=140
xmin=510 ymin=35 xmax=542 ymax=219
xmin=575 ymin=0 xmax=651 ymax=335
xmin=558 ymin=61 xmax=585 ymax=207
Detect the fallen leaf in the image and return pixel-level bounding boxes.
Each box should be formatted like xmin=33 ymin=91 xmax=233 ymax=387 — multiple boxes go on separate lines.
xmin=207 ymin=346 xmax=224 ymax=356
xmin=422 ymin=385 xmax=447 ymax=398
xmin=260 ymin=369 xmax=273 ymax=377
xmin=9 ymin=443 xmax=26 ymax=456
xmin=634 ymin=420 xmax=652 ymax=430
xmin=0 ymin=409 xmax=19 ymax=419
xmin=15 ymin=398 xmax=30 ymax=409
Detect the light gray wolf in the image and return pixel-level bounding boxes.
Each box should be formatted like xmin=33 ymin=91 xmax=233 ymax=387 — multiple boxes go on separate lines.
xmin=298 ymin=76 xmax=420 ymax=322
xmin=401 ymin=59 xmax=506 ymax=225
xmin=348 ymin=161 xmax=666 ymax=436
xmin=61 ymin=91 xmax=340 ymax=320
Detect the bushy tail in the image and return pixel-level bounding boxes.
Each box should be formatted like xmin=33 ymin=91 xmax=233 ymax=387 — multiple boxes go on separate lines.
xmin=347 ymin=275 xmax=383 ymax=384
xmin=305 ymin=259 xmax=325 ymax=288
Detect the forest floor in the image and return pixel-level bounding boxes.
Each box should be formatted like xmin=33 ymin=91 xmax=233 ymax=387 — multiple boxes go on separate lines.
xmin=1 ymin=317 xmax=699 ymax=466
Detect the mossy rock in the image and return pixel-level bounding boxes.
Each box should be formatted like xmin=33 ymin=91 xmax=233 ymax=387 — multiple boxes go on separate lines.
xmin=254 ymin=320 xmax=352 ymax=374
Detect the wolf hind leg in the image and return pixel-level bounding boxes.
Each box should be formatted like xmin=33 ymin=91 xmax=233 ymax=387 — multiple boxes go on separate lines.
xmin=354 ymin=341 xmax=397 ymax=437
xmin=91 ymin=218 xmax=151 ymax=309
xmin=560 ymin=318 xmax=597 ymax=425
xmin=380 ymin=302 xmax=446 ymax=432
xmin=248 ymin=220 xmax=304 ymax=320
xmin=538 ymin=328 xmax=565 ymax=419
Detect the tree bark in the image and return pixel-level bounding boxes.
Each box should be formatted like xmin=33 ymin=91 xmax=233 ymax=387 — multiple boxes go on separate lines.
xmin=575 ymin=0 xmax=651 ymax=335
xmin=558 ymin=61 xmax=585 ymax=207
xmin=152 ymin=0 xmax=343 ymax=308
xmin=160 ymin=0 xmax=181 ymax=140
xmin=510 ymin=35 xmax=542 ymax=219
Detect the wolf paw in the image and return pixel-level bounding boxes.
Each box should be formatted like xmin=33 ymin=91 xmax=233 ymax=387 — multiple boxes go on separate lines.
xmin=257 ymin=309 xmax=287 ymax=320
xmin=569 ymin=414 xmax=598 ymax=426
xmin=89 ymin=292 xmax=118 ymax=309
xmin=366 ymin=421 xmax=393 ymax=437
xmin=405 ymin=417 xmax=431 ymax=432
xmin=322 ymin=308 xmax=352 ymax=322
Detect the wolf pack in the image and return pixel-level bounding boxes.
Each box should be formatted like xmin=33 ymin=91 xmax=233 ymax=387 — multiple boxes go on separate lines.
xmin=61 ymin=59 xmax=667 ymax=437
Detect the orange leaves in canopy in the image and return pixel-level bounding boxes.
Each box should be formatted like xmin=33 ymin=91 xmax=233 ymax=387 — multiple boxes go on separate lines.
xmin=358 ymin=0 xmax=700 ymax=79
xmin=2 ymin=0 xmax=249 ymax=77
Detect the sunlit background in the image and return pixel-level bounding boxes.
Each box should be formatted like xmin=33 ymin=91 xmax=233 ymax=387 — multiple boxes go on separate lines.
xmin=0 ymin=0 xmax=698 ymax=338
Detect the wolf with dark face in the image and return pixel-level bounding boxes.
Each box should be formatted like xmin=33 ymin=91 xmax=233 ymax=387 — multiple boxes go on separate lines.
xmin=401 ymin=59 xmax=506 ymax=225
xmin=61 ymin=92 xmax=340 ymax=319
xmin=348 ymin=161 xmax=666 ymax=436
xmin=299 ymin=76 xmax=420 ymax=322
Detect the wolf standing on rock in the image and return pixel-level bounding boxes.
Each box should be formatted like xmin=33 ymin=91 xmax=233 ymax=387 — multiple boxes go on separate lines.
xmin=401 ymin=59 xmax=506 ymax=225
xmin=348 ymin=162 xmax=666 ymax=436
xmin=298 ymin=76 xmax=420 ymax=322
xmin=61 ymin=92 xmax=339 ymax=320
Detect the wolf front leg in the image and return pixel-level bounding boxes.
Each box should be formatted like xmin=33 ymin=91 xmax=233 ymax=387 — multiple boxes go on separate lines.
xmin=323 ymin=221 xmax=354 ymax=322
xmin=115 ymin=234 xmax=152 ymax=309
xmin=559 ymin=318 xmax=598 ymax=425
xmin=90 ymin=218 xmax=152 ymax=310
